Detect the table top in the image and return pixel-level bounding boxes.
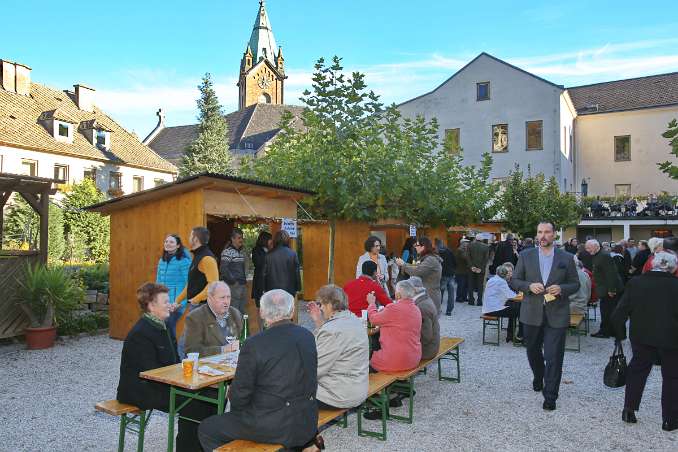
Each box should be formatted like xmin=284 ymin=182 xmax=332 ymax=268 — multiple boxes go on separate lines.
xmin=140 ymin=359 xmax=236 ymax=390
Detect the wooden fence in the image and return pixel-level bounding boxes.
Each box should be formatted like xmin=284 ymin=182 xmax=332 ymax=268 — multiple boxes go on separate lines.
xmin=0 ymin=251 xmax=41 ymax=338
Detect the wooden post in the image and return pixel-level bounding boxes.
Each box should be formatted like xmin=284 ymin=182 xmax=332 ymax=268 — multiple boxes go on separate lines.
xmin=39 ymin=189 xmax=49 ymax=264
xmin=0 ymin=191 xmax=12 ymax=248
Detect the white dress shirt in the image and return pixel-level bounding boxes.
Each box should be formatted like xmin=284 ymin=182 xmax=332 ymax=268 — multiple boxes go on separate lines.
xmin=481 ymin=275 xmax=518 ymax=314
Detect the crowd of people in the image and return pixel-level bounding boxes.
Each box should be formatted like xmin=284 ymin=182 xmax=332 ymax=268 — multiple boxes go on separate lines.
xmin=115 ymin=223 xmax=678 ymax=451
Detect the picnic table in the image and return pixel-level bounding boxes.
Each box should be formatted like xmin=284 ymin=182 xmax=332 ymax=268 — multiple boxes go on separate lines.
xmin=140 ymin=355 xmax=236 ymax=452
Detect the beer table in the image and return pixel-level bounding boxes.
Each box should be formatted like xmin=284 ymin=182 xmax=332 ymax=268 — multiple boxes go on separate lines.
xmin=140 ymin=357 xmax=236 ymax=452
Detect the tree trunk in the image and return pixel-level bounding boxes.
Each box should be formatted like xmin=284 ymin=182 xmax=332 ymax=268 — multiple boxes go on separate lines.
xmin=327 ymin=218 xmax=336 ymax=284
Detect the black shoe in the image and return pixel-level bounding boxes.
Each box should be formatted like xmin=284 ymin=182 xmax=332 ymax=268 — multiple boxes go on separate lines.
xmin=543 ymin=400 xmax=556 ymax=411
xmin=533 ymin=379 xmax=544 ymax=392
xmin=622 ymin=409 xmax=637 ymax=424
xmin=363 ymin=409 xmax=383 ymax=420
xmin=397 ymin=390 xmax=416 ymax=399
xmin=591 ymin=331 xmax=611 ymax=338
xmin=506 ymin=336 xmax=513 ymax=343
xmin=445 ymin=312 xmax=452 ymax=316
xmin=663 ymin=419 xmax=678 ymax=431
xmin=388 ymin=395 xmax=403 ymax=408
xmin=455 ymin=299 xmax=465 ymax=303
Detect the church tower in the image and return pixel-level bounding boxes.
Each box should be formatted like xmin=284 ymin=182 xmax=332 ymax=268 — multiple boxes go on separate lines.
xmin=238 ymin=1 xmax=286 ymax=110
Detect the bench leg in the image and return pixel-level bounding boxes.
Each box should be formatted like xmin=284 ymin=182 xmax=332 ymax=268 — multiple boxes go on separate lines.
xmin=482 ymin=319 xmax=500 ymax=346
xmin=565 ymin=323 xmax=583 ymax=353
xmin=118 ymin=414 xmax=127 ymax=452
xmin=136 ymin=410 xmax=151 ymax=452
xmin=338 ymin=411 xmax=348 ymax=428
xmin=438 ymin=347 xmax=461 ymax=383
xmin=386 ymin=377 xmax=414 ymax=424
xmin=357 ymin=388 xmax=388 ymax=441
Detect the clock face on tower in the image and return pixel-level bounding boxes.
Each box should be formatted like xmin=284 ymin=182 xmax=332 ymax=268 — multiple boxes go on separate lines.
xmin=258 ymin=76 xmax=271 ymax=89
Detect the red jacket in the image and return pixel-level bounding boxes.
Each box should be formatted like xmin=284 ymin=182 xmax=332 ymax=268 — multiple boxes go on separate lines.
xmin=368 ymin=300 xmax=422 ymax=372
xmin=642 ymin=255 xmax=678 ymax=276
xmin=343 ymin=276 xmax=392 ymax=317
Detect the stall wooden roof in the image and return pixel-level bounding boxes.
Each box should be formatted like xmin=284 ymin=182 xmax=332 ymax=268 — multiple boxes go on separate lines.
xmin=0 ymin=172 xmax=58 ymax=195
xmin=86 ymin=172 xmax=314 ymax=215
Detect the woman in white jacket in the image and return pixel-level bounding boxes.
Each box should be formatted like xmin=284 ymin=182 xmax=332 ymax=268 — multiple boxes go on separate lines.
xmin=356 ymin=236 xmax=389 ymax=293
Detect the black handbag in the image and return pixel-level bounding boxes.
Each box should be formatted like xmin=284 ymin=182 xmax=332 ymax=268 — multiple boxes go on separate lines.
xmin=604 ymin=341 xmax=627 ymax=388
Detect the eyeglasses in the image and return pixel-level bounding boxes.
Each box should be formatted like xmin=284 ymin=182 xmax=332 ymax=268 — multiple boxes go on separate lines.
xmin=414 ymin=243 xmax=422 ymax=247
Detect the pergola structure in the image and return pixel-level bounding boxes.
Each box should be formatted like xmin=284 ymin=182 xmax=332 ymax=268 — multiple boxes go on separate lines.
xmin=0 ymin=172 xmax=57 ymax=338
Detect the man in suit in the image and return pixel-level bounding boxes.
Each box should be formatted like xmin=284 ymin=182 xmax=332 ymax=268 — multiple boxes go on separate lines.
xmin=466 ymin=233 xmax=490 ymax=306
xmin=511 ymin=221 xmax=580 ymax=411
xmin=198 ymin=289 xmax=320 ymax=451
xmin=184 ymin=281 xmax=243 ymax=357
xmin=586 ymin=239 xmax=624 ymax=338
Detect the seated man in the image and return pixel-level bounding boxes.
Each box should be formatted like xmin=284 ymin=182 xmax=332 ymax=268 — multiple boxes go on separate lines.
xmin=344 ymin=260 xmax=392 ymax=317
xmin=184 ymin=281 xmax=243 ymax=357
xmin=409 ymin=276 xmax=441 ymax=360
xmin=198 ymin=290 xmax=322 ymax=452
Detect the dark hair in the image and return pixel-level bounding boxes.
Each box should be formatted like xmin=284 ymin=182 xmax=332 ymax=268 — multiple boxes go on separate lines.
xmin=361 ymin=260 xmax=378 ymax=277
xmin=162 ymin=234 xmax=187 ymax=261
xmin=612 ymin=244 xmax=624 ymax=254
xmin=255 ymin=230 xmax=272 ymax=248
xmin=537 ymin=220 xmax=556 ymax=232
xmin=416 ymin=237 xmax=435 ymax=257
xmin=364 ymin=235 xmax=382 ymax=253
xmin=231 ymin=227 xmax=244 ymax=239
xmin=402 ymin=237 xmax=416 ymax=254
xmin=137 ymin=282 xmax=169 ymax=312
xmin=663 ymin=236 xmax=678 ymax=253
xmin=274 ymin=230 xmax=290 ymax=247
xmin=524 ymin=238 xmax=534 ymax=246
xmin=192 ymin=226 xmax=210 ymax=245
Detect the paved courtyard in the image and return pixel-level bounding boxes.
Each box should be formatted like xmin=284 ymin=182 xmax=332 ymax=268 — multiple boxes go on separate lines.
xmin=2 ymin=301 xmax=676 ymax=451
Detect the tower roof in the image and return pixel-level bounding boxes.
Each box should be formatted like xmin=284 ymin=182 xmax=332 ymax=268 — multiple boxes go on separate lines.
xmin=248 ymin=1 xmax=278 ymax=65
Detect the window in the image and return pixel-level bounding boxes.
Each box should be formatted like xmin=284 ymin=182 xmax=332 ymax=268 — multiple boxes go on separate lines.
xmin=492 ymin=124 xmax=508 ymax=152
xmin=54 ymin=164 xmax=68 ymax=182
xmin=84 ymin=168 xmax=97 ymax=181
xmin=526 ymin=120 xmax=543 ymax=150
xmin=244 ymin=142 xmax=254 ymax=150
xmin=614 ymin=135 xmax=631 ymax=161
xmin=58 ymin=123 xmax=70 ymax=137
xmin=96 ymin=129 xmax=108 ymax=148
xmin=154 ymin=178 xmax=166 ymax=187
xmin=477 ymin=82 xmax=490 ymax=101
xmin=109 ymin=171 xmax=122 ymax=190
xmin=132 ymin=176 xmax=144 ymax=192
xmin=615 ymin=184 xmax=631 ymax=196
xmin=444 ymin=128 xmax=461 ymax=154
xmin=21 ymin=159 xmax=37 ymax=176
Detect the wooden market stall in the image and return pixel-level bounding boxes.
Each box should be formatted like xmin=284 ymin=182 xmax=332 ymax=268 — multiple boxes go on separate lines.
xmin=87 ymin=173 xmax=313 ymax=340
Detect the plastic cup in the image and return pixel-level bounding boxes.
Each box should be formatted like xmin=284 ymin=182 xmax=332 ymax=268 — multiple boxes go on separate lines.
xmin=182 ymin=359 xmax=194 ymax=378
xmin=187 ymin=352 xmax=199 ymax=366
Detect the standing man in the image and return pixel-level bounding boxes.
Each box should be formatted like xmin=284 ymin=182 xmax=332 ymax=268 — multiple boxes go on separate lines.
xmin=492 ymin=234 xmax=519 ymax=273
xmin=220 ymin=227 xmax=248 ymax=314
xmin=467 ymin=233 xmax=490 ymax=306
xmin=174 ymin=226 xmax=219 ymax=310
xmin=435 ymin=238 xmax=457 ymax=316
xmin=454 ymin=239 xmax=470 ymax=303
xmin=511 ymin=221 xmax=580 ymax=411
xmin=626 ymin=238 xmax=639 ymax=259
xmin=264 ymin=230 xmax=301 ymax=297
xmin=586 ymin=239 xmax=624 ymax=338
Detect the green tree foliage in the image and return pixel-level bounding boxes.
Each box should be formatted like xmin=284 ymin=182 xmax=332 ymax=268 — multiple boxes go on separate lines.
xmin=658 ymin=118 xmax=678 ymax=180
xmin=62 ymin=179 xmax=110 ymax=263
xmin=2 ymin=196 xmax=66 ymax=262
xmin=47 ymin=203 xmax=66 ymax=262
xmin=499 ymin=167 xmax=581 ymax=238
xmin=179 ymin=73 xmax=233 ymax=177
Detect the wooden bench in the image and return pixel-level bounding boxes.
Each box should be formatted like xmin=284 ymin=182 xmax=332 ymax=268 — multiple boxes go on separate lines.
xmin=481 ymin=315 xmax=504 ymax=346
xmin=566 ymin=313 xmax=586 ymax=353
xmin=382 ymin=337 xmax=464 ymax=424
xmin=356 ymin=372 xmax=399 ymax=441
xmin=95 ymin=400 xmax=152 ymax=452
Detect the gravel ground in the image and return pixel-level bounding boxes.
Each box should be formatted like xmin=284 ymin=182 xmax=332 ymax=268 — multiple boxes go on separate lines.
xmin=2 ymin=300 xmax=677 ymax=452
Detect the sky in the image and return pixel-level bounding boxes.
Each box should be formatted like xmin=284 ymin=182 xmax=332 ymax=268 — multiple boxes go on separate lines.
xmin=5 ymin=0 xmax=678 ymax=137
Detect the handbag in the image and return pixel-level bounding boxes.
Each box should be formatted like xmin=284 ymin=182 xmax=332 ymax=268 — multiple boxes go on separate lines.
xmin=604 ymin=341 xmax=627 ymax=388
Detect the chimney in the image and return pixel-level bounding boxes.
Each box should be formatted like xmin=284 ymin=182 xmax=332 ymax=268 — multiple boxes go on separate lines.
xmin=15 ymin=62 xmax=31 ymax=95
xmin=1 ymin=60 xmax=16 ymax=92
xmin=74 ymin=84 xmax=96 ymax=112
xmin=0 ymin=60 xmax=32 ymax=95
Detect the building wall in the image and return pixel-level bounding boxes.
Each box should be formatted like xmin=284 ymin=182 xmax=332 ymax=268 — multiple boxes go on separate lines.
xmin=240 ymin=62 xmax=283 ymax=109
xmin=575 ymin=106 xmax=678 ymax=196
xmin=559 ymin=93 xmax=577 ymax=192
xmin=0 ymin=145 xmax=175 ymax=196
xmin=397 ymin=54 xmax=569 ymax=183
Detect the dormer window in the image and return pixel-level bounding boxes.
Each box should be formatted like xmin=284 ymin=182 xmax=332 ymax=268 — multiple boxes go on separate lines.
xmin=53 ymin=120 xmax=73 ymax=143
xmin=58 ymin=123 xmax=70 ymax=138
xmin=96 ymin=129 xmax=109 ymax=149
xmin=244 ymin=142 xmax=254 ymax=149
xmin=79 ymin=119 xmax=112 ymax=150
xmin=41 ymin=110 xmax=76 ymax=143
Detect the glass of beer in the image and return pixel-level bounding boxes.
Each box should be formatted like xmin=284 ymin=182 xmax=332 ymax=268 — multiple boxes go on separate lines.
xmin=182 ymin=358 xmax=194 ymax=378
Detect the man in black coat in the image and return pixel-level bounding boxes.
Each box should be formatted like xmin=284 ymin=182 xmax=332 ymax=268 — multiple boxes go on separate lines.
xmin=586 ymin=239 xmax=624 ymax=338
xmin=199 ymin=289 xmax=319 ymax=451
xmin=264 ymin=230 xmax=301 ymax=296
xmin=492 ymin=234 xmax=518 ymax=273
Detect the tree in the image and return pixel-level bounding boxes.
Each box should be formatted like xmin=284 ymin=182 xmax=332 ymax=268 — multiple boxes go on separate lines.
xmin=499 ymin=167 xmax=580 ymax=238
xmin=62 ymin=179 xmax=110 ymax=263
xmin=3 ymin=196 xmax=67 ymax=262
xmin=179 ymin=73 xmax=233 ymax=177
xmin=658 ymin=118 xmax=678 ymax=180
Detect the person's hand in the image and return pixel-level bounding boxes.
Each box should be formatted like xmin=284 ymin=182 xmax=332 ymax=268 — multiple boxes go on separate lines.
xmin=529 ymin=283 xmax=545 ymax=294
xmin=222 ymin=340 xmax=239 ymax=353
xmin=367 ymin=292 xmax=377 ymax=306
xmin=308 ymin=301 xmax=322 ymax=323
xmin=546 ymin=285 xmax=562 ymax=296
xmin=395 ymin=258 xmax=405 ymax=267
xmin=189 ymin=298 xmax=200 ymax=306
xmin=168 ymin=303 xmax=177 ymax=313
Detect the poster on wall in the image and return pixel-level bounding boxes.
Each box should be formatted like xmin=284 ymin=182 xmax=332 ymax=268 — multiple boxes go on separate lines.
xmin=409 ymin=225 xmax=417 ymax=237
xmin=282 ymin=218 xmax=298 ymax=238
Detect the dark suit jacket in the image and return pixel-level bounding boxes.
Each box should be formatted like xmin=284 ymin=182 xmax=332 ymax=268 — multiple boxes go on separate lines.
xmin=467 ymin=240 xmax=490 ymax=271
xmin=591 ymin=251 xmax=624 ymax=295
xmin=117 ymin=317 xmax=178 ymax=410
xmin=264 ymin=245 xmax=301 ymax=295
xmin=184 ymin=304 xmax=243 ymax=357
xmin=228 ymin=320 xmax=318 ymax=448
xmin=511 ymin=247 xmax=580 ymax=328
xmin=612 ymin=271 xmax=678 ymax=349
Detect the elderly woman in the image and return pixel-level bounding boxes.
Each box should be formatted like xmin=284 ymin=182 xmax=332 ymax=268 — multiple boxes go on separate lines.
xmin=356 ymin=236 xmax=389 ymax=293
xmin=117 ymin=283 xmax=215 ymax=451
xmin=308 ymin=285 xmax=369 ymax=410
xmin=397 ymin=237 xmax=443 ymax=313
xmin=613 ymin=252 xmax=678 ymax=431
xmin=482 ymin=263 xmax=521 ymax=342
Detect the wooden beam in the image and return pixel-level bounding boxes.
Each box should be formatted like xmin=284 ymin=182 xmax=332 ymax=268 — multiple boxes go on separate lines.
xmin=0 ymin=191 xmax=11 ymax=209
xmin=39 ymin=190 xmax=49 ymax=264
xmin=19 ymin=192 xmax=42 ymax=216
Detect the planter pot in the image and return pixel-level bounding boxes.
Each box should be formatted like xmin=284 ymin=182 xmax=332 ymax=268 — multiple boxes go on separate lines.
xmin=25 ymin=326 xmax=57 ymax=350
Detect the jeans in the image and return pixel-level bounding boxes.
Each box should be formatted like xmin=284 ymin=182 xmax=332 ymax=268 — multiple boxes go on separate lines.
xmin=440 ymin=275 xmax=456 ymax=314
xmin=455 ymin=274 xmax=468 ymax=302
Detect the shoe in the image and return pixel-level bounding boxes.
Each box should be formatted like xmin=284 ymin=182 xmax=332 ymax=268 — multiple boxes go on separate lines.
xmin=591 ymin=331 xmax=611 ymax=338
xmin=663 ymin=419 xmax=678 ymax=431
xmin=622 ymin=409 xmax=637 ymax=424
xmin=445 ymin=312 xmax=452 ymax=316
xmin=515 ymin=336 xmax=524 ymax=342
xmin=506 ymin=336 xmax=513 ymax=343
xmin=542 ymin=400 xmax=556 ymax=411
xmin=388 ymin=395 xmax=403 ymax=408
xmin=533 ymin=379 xmax=544 ymax=392
xmin=363 ymin=409 xmax=383 ymax=420
xmin=398 ymin=390 xmax=416 ymax=399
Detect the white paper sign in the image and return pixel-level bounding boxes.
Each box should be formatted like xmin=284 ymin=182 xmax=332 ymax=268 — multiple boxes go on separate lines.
xmin=282 ymin=218 xmax=298 ymax=238
xmin=409 ymin=224 xmax=417 ymax=237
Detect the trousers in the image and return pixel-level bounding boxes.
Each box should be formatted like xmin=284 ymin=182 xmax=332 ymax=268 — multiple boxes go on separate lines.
xmin=228 ymin=282 xmax=248 ymax=315
xmin=468 ymin=271 xmax=486 ymax=305
xmin=522 ymin=314 xmax=567 ymax=403
xmin=440 ymin=275 xmax=456 ymax=314
xmin=599 ymin=293 xmax=620 ymax=336
xmin=455 ymin=274 xmax=468 ymax=302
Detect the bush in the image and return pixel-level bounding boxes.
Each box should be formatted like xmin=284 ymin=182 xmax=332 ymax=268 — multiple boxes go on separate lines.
xmin=57 ymin=312 xmax=109 ymax=336
xmin=78 ymin=263 xmax=109 ymax=292
xmin=62 ymin=179 xmax=110 ymax=263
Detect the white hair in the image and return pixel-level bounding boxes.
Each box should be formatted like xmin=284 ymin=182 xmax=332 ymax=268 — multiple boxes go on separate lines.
xmin=651 ymin=251 xmax=677 ymax=273
xmin=408 ymin=276 xmax=424 ymax=289
xmin=207 ymin=281 xmax=229 ymax=297
xmin=260 ymin=289 xmax=295 ymax=322
xmin=648 ymin=237 xmax=664 ymax=253
xmin=585 ymin=239 xmax=600 ymax=251
xmin=496 ymin=264 xmax=512 ymax=280
xmin=395 ymin=280 xmax=417 ymax=299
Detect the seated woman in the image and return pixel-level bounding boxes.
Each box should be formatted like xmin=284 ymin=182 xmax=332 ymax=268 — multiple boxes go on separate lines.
xmin=482 ymin=263 xmax=521 ymax=342
xmin=308 ymin=285 xmax=369 ymax=410
xmin=117 ymin=282 xmax=215 ymax=452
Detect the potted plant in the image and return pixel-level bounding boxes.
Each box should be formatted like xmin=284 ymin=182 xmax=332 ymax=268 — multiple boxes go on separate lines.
xmin=16 ymin=263 xmax=83 ymax=349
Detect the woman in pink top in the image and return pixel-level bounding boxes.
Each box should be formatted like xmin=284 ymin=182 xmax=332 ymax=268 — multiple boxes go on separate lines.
xmin=368 ymin=279 xmax=422 ymax=372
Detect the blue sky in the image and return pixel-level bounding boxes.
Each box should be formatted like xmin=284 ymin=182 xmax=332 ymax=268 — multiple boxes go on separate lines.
xmin=5 ymin=0 xmax=678 ymax=136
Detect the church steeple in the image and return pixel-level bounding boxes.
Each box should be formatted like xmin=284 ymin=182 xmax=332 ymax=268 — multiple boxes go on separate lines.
xmin=248 ymin=1 xmax=278 ymax=64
